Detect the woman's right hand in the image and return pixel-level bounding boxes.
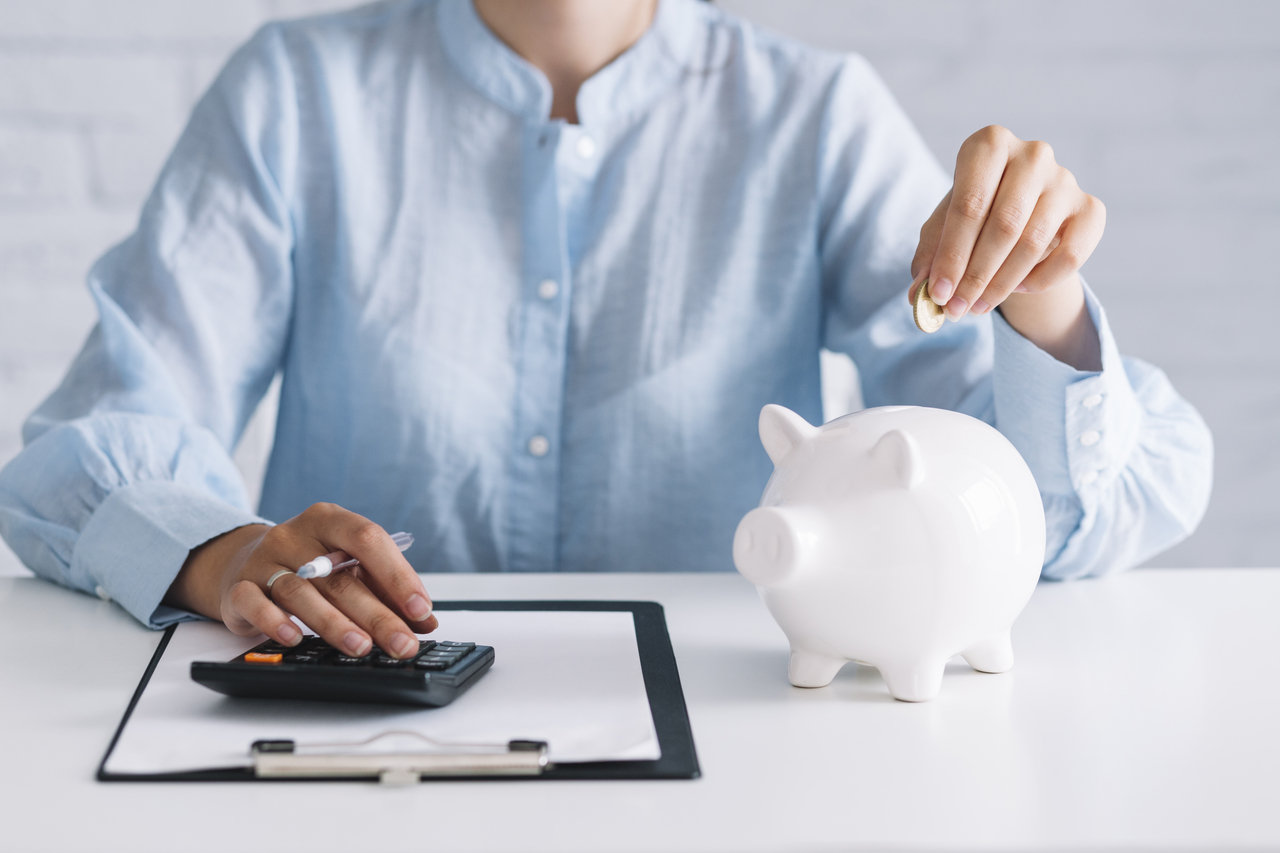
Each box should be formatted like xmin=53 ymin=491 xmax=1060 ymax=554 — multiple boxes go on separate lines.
xmin=164 ymin=503 xmax=438 ymax=658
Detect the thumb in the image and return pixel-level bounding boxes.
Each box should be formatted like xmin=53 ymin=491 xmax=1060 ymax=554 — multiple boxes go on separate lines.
xmin=908 ymin=190 xmax=951 ymax=303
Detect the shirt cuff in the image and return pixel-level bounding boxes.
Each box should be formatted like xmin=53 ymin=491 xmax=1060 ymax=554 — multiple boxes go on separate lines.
xmin=69 ymin=481 xmax=267 ymax=629
xmin=991 ymin=282 xmax=1141 ymax=498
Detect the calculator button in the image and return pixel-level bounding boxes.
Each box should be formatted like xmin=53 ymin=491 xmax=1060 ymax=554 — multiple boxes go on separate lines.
xmin=285 ymin=653 xmax=321 ymax=664
xmin=417 ymin=640 xmax=437 ymax=652
xmin=373 ymin=655 xmax=411 ymax=667
xmin=244 ymin=652 xmax=283 ymax=664
xmin=414 ymin=658 xmax=448 ymax=671
xmin=437 ymin=642 xmax=475 ymax=651
xmin=333 ymin=654 xmax=372 ymax=665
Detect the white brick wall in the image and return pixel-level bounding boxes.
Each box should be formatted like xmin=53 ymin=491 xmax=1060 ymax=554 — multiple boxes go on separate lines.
xmin=0 ymin=0 xmax=351 ymax=575
xmin=1 ymin=1 xmax=1276 ymax=576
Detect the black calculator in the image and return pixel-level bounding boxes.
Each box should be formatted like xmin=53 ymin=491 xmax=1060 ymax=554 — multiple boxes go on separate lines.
xmin=190 ymin=636 xmax=494 ymax=707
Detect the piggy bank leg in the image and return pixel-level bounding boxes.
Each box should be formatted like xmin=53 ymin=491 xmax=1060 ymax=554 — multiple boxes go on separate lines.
xmin=788 ymin=649 xmax=847 ymax=688
xmin=879 ymin=659 xmax=946 ymax=702
xmin=961 ymin=629 xmax=1015 ymax=674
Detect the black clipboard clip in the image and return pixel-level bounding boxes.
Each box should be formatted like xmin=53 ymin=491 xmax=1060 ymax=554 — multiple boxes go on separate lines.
xmin=251 ymin=731 xmax=549 ymax=785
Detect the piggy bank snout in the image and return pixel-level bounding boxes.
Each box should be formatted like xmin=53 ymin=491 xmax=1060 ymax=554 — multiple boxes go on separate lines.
xmin=733 ymin=507 xmax=816 ymax=586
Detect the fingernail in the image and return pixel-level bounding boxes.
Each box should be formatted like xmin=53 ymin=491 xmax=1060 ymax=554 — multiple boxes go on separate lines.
xmin=931 ymin=278 xmax=954 ymax=303
xmin=278 ymin=622 xmax=302 ymax=646
xmin=345 ymin=632 xmax=371 ymax=655
xmin=1015 ymin=283 xmax=1029 ymax=293
xmin=393 ymin=633 xmax=418 ymax=658
xmin=405 ymin=594 xmax=432 ymax=621
xmin=946 ymin=296 xmax=968 ymax=319
xmin=971 ymin=298 xmax=990 ymax=315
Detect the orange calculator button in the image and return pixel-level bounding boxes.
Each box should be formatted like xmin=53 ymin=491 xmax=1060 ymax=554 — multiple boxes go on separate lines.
xmin=244 ymin=652 xmax=283 ymax=664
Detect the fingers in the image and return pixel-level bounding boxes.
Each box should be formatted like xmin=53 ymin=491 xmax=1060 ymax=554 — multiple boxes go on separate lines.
xmin=1016 ymin=194 xmax=1106 ymax=295
xmin=354 ymin=565 xmax=439 ymax=634
xmin=230 ymin=567 xmax=433 ymax=659
xmin=911 ymin=126 xmax=1102 ymax=319
xmin=224 ymin=579 xmax=305 ymax=647
xmin=295 ymin=504 xmax=434 ymax=624
xmin=265 ymin=571 xmax=376 ymax=656
xmin=971 ymin=187 xmax=1077 ymax=313
xmin=947 ymin=144 xmax=1057 ymax=316
xmin=927 ymin=126 xmax=1013 ymax=308
xmin=312 ymin=570 xmax=420 ymax=658
xmin=223 ymin=507 xmax=437 ymax=657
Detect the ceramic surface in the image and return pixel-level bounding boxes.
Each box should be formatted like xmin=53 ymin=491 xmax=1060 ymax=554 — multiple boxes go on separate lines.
xmin=733 ymin=405 xmax=1046 ymax=701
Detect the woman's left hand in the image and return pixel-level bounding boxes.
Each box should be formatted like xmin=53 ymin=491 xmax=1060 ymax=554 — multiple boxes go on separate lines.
xmin=908 ymin=125 xmax=1106 ymax=320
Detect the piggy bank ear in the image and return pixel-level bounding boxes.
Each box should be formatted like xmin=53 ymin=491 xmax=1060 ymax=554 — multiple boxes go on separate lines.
xmin=759 ymin=405 xmax=817 ymax=465
xmin=872 ymin=429 xmax=925 ymax=489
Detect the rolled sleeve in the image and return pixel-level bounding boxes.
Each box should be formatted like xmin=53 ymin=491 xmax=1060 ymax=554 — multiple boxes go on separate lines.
xmin=72 ymin=481 xmax=265 ymax=628
xmin=0 ymin=25 xmax=295 ymax=629
xmin=989 ymin=282 xmax=1214 ymax=579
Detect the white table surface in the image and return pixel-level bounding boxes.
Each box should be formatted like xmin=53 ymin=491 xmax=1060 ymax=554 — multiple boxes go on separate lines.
xmin=1 ymin=569 xmax=1277 ymax=852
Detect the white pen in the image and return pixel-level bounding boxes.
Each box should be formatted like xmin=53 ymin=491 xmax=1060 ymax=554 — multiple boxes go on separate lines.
xmin=296 ymin=531 xmax=415 ymax=579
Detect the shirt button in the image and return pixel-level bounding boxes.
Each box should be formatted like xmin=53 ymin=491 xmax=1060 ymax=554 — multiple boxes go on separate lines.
xmin=537 ymin=279 xmax=559 ymax=300
xmin=95 ymin=585 xmax=112 ymax=602
xmin=575 ymin=135 xmax=596 ymax=159
xmin=1080 ymin=430 xmax=1101 ymax=447
xmin=527 ymin=435 xmax=551 ymax=457
xmin=1080 ymin=470 xmax=1099 ymax=487
xmin=1082 ymin=394 xmax=1104 ymax=409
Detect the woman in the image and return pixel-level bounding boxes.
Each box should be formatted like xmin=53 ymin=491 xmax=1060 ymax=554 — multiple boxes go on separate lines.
xmin=0 ymin=0 xmax=1211 ymax=661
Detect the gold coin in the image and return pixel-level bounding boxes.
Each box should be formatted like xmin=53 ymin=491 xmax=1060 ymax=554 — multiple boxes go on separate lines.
xmin=913 ymin=279 xmax=945 ymax=333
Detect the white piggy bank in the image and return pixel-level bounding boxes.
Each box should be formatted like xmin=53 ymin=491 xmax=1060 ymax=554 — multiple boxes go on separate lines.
xmin=733 ymin=404 xmax=1046 ymax=702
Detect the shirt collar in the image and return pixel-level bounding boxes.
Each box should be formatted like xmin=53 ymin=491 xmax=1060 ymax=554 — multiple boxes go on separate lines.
xmin=436 ymin=0 xmax=706 ymax=127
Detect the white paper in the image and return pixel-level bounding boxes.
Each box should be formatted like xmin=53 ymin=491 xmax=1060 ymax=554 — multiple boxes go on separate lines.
xmin=104 ymin=610 xmax=660 ymax=775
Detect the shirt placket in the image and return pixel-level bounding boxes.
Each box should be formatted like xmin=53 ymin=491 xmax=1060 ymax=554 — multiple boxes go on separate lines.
xmin=506 ymin=121 xmax=599 ymax=572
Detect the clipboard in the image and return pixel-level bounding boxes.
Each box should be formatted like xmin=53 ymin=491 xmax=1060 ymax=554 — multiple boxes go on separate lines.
xmin=97 ymin=601 xmax=700 ymax=783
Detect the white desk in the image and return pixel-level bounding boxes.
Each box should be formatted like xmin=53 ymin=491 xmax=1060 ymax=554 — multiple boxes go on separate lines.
xmin=1 ymin=569 xmax=1277 ymax=852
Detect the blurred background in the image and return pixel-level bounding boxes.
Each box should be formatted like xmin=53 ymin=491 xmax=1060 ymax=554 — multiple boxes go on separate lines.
xmin=0 ymin=0 xmax=1277 ymax=575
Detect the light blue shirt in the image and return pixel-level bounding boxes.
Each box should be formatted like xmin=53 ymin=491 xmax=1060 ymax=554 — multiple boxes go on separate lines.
xmin=0 ymin=0 xmax=1213 ymax=629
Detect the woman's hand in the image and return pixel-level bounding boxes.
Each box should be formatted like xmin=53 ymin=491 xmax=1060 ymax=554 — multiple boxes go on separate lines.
xmin=907 ymin=125 xmax=1105 ymax=370
xmin=164 ymin=503 xmax=438 ymax=658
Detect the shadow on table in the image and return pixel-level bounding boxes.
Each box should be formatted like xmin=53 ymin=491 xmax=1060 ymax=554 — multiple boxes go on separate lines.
xmin=678 ymin=645 xmax=913 ymax=704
